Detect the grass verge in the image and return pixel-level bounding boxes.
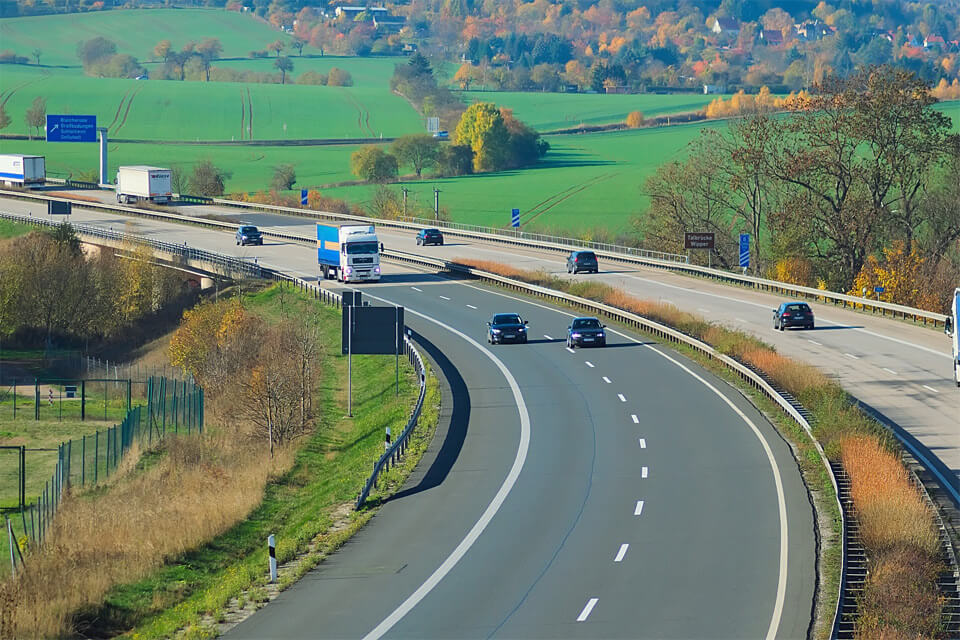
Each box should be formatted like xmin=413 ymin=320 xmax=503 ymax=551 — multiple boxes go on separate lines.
xmin=453 ymin=258 xmax=944 ymax=640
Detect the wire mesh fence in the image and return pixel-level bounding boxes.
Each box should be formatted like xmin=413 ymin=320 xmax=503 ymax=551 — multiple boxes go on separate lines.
xmin=3 ymin=376 xmax=204 ymax=577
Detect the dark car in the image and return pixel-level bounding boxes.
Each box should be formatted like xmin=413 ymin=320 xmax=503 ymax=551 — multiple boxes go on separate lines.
xmin=236 ymin=225 xmax=263 ymax=246
xmin=487 ymin=313 xmax=528 ymax=344
xmin=416 ymin=228 xmax=444 ymax=246
xmin=566 ymin=250 xmax=598 ymax=274
xmin=567 ymin=317 xmax=607 ymax=348
xmin=773 ymin=302 xmax=815 ymax=330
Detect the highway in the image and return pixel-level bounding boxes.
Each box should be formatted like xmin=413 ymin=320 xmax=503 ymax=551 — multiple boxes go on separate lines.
xmin=9 ymin=190 xmax=956 ymax=498
xmin=0 ymin=194 xmax=818 ymax=637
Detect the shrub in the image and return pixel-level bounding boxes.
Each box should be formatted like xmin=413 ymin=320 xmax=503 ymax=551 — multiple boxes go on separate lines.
xmin=326 ymin=67 xmax=353 ymax=87
xmin=350 ymin=147 xmax=398 ymax=183
xmin=626 ymin=110 xmax=645 ymax=128
xmin=296 ymin=70 xmax=327 ymax=86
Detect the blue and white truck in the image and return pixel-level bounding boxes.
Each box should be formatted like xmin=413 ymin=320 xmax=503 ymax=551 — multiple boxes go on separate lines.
xmin=948 ymin=287 xmax=960 ymax=388
xmin=0 ymin=154 xmax=45 ymax=187
xmin=317 ymin=223 xmax=381 ymax=283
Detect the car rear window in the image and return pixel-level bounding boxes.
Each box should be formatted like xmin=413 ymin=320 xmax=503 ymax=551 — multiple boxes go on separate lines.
xmin=493 ymin=314 xmax=521 ymax=324
xmin=576 ymin=252 xmax=597 ymax=262
xmin=786 ymin=304 xmax=810 ymax=312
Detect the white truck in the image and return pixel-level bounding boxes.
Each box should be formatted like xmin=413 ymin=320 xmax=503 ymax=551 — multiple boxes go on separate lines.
xmin=116 ymin=166 xmax=172 ymax=204
xmin=0 ymin=154 xmax=45 ymax=186
xmin=947 ymin=287 xmax=960 ymax=388
xmin=317 ymin=223 xmax=381 ymax=283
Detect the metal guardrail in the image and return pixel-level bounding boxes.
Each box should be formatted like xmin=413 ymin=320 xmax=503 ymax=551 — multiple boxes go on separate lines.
xmin=8 ymin=186 xmax=947 ymax=327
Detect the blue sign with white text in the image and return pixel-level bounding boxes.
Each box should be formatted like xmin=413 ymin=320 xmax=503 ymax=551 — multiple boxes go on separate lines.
xmin=301 ymin=189 xmax=308 ymax=206
xmin=739 ymin=233 xmax=750 ymax=268
xmin=874 ymin=286 xmax=885 ymax=294
xmin=511 ymin=208 xmax=520 ymax=228
xmin=46 ymin=115 xmax=97 ymax=142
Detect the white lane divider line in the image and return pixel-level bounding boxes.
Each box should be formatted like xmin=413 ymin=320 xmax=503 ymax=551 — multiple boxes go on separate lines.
xmin=543 ymin=334 xmax=553 ymax=340
xmin=634 ymin=500 xmax=645 ymax=516
xmin=631 ymin=414 xmax=639 ymax=424
xmin=923 ymin=385 xmax=939 ymax=394
xmin=614 ymin=544 xmax=629 ymax=563
xmin=602 ymin=376 xmax=612 ymax=384
xmin=585 ymin=361 xmax=595 ymax=368
xmin=617 ymin=393 xmax=626 ymax=402
xmin=566 ymin=347 xmax=576 ymax=354
xmin=735 ymin=318 xmax=747 ymax=323
xmin=439 ymin=295 xmax=451 ymax=301
xmin=697 ymin=307 xmax=710 ymax=313
xmin=466 ymin=304 xmax=477 ymax=310
xmin=807 ymin=340 xmax=822 ymax=346
xmin=844 ymin=353 xmax=859 ymax=360
xmin=411 ymin=286 xmax=423 ymax=292
xmin=638 ymin=438 xmax=646 ymax=448
xmin=642 ymin=466 xmax=648 ymax=479
xmin=883 ymin=367 xmax=898 ymax=375
xmin=576 ymin=598 xmax=599 ymax=622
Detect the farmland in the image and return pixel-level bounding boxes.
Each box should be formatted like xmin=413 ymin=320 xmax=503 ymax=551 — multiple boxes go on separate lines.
xmin=0 ymin=8 xmax=304 ymax=66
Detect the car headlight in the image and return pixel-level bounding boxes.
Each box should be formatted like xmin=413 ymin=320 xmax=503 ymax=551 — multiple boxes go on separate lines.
xmin=571 ymin=332 xmax=581 ymax=338
xmin=374 ymin=266 xmax=381 ymax=274
xmin=597 ymin=331 xmax=604 ymax=337
xmin=518 ymin=327 xmax=525 ymax=331
xmin=491 ymin=328 xmax=501 ymax=333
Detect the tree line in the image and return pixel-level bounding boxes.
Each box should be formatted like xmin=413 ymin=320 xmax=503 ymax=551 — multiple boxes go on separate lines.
xmin=640 ymin=65 xmax=960 ymax=312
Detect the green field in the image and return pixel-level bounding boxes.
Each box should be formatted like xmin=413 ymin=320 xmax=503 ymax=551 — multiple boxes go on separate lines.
xmin=461 ymin=90 xmax=727 ymax=131
xmin=0 ymin=66 xmax=423 ymax=141
xmin=213 ymin=55 xmax=405 ymax=89
xmin=0 ymin=8 xmax=304 ymax=67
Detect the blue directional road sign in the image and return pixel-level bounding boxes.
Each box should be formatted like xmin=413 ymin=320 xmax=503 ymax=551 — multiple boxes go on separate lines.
xmin=874 ymin=286 xmax=885 ymax=294
xmin=511 ymin=208 xmax=520 ymax=228
xmin=46 ymin=115 xmax=97 ymax=142
xmin=301 ymin=189 xmax=309 ymax=206
xmin=739 ymin=233 xmax=750 ymax=268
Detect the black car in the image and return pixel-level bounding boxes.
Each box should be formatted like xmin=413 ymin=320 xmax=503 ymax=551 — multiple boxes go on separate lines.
xmin=487 ymin=313 xmax=528 ymax=344
xmin=416 ymin=228 xmax=444 ymax=246
xmin=773 ymin=302 xmax=815 ymax=330
xmin=567 ymin=317 xmax=607 ymax=348
xmin=236 ymin=225 xmax=263 ymax=246
xmin=566 ymin=250 xmax=598 ymax=274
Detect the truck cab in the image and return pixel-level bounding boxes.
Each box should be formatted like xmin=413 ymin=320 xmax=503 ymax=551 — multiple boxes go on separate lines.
xmin=317 ymin=223 xmax=381 ymax=283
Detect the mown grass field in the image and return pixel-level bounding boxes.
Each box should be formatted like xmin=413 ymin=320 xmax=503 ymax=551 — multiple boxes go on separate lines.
xmin=0 ymin=66 xmax=424 ymax=141
xmin=460 ymin=90 xmax=727 ymax=131
xmin=0 ymin=8 xmax=303 ymax=67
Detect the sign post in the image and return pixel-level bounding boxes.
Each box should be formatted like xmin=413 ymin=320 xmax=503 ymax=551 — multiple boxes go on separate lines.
xmin=300 ymin=189 xmax=308 ymax=206
xmin=511 ymin=208 xmax=520 ymax=228
xmin=739 ymin=233 xmax=750 ymax=273
xmin=874 ymin=286 xmax=885 ymax=301
xmin=684 ymin=232 xmax=715 ymax=267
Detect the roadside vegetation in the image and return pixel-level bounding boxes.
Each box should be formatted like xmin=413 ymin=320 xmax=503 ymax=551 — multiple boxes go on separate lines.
xmin=455 ymin=257 xmax=944 ymax=639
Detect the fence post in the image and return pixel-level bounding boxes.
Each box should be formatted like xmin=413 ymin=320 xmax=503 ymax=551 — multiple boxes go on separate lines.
xmin=95 ymin=430 xmax=99 ymax=484
xmin=34 ymin=379 xmax=39 ymax=421
xmin=172 ymin=381 xmax=178 ymax=433
xmin=82 ymin=435 xmax=86 ymax=486
xmin=66 ymin=439 xmax=72 ymax=488
xmin=81 ymin=379 xmax=85 ymax=421
xmin=12 ymin=379 xmax=15 ymax=419
xmin=127 ymin=379 xmax=131 ymax=412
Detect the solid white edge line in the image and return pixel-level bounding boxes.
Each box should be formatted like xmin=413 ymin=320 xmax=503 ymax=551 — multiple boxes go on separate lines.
xmin=631 ymin=414 xmax=639 ymax=424
xmin=576 ymin=598 xmax=599 ymax=622
xmin=844 ymin=353 xmax=859 ymax=360
xmin=634 ymin=500 xmax=644 ymax=516
xmin=602 ymin=376 xmax=612 ymax=384
xmin=614 ymin=544 xmax=629 ymax=562
xmin=617 ymin=393 xmax=626 ymax=402
xmin=361 ymin=299 xmax=531 ymax=640
xmin=585 ymin=361 xmax=594 ymax=368
xmin=642 ymin=466 xmax=648 ymax=479
xmin=638 ymin=438 xmax=646 ymax=448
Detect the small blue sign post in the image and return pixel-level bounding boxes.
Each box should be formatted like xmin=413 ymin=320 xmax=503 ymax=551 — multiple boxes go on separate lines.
xmin=301 ymin=189 xmax=308 ymax=206
xmin=45 ymin=115 xmax=97 ymax=142
xmin=739 ymin=233 xmax=750 ymax=270
xmin=511 ymin=208 xmax=520 ymax=228
xmin=874 ymin=286 xmax=885 ymax=300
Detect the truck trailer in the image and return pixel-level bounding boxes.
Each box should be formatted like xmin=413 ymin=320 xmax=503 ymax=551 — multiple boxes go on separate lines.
xmin=949 ymin=287 xmax=960 ymax=388
xmin=317 ymin=223 xmax=381 ymax=283
xmin=116 ymin=166 xmax=172 ymax=204
xmin=0 ymin=154 xmax=45 ymax=186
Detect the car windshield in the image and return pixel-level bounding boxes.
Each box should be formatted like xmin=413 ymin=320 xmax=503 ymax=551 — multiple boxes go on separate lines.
xmin=345 ymin=241 xmax=379 ymax=254
xmin=572 ymin=318 xmax=601 ymax=329
xmin=241 ymin=226 xmax=258 ymax=233
xmin=493 ymin=314 xmax=522 ymax=325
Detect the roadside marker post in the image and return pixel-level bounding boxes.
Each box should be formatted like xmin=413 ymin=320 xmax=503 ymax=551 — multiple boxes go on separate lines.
xmin=511 ymin=208 xmax=520 ymax=228
xmin=268 ymin=534 xmax=277 ymax=583
xmin=300 ymin=189 xmax=308 ymax=206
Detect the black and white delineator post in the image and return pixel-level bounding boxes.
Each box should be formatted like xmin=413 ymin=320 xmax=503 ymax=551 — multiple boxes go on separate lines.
xmin=268 ymin=534 xmax=277 ymax=583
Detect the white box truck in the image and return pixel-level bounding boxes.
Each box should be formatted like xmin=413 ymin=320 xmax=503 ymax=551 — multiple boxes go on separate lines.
xmin=0 ymin=154 xmax=45 ymax=186
xmin=948 ymin=287 xmax=960 ymax=388
xmin=116 ymin=166 xmax=172 ymax=204
xmin=317 ymin=223 xmax=381 ymax=283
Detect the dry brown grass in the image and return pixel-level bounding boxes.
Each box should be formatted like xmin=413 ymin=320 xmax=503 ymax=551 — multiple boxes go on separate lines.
xmin=841 ymin=436 xmax=939 ymax=556
xmin=0 ymin=434 xmax=294 ymax=638
xmin=856 ymin=545 xmax=944 ymax=639
xmin=46 ymin=192 xmax=103 ymax=203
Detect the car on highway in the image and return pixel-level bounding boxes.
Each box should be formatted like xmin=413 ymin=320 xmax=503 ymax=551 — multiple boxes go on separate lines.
xmin=432 ymin=130 xmax=449 ymax=140
xmin=773 ymin=302 xmax=815 ymax=330
xmin=567 ymin=317 xmax=607 ymax=348
xmin=416 ymin=228 xmax=444 ymax=246
xmin=566 ymin=250 xmax=598 ymax=274
xmin=487 ymin=313 xmax=528 ymax=344
xmin=236 ymin=225 xmax=263 ymax=246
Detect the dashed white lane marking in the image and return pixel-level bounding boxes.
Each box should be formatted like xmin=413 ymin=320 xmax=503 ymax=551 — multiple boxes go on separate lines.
xmin=602 ymin=376 xmax=612 ymax=384
xmin=466 ymin=304 xmax=477 ymax=309
xmin=807 ymin=340 xmax=822 ymax=346
xmin=543 ymin=334 xmax=553 ymax=340
xmin=585 ymin=361 xmax=594 ymax=368
xmin=439 ymin=295 xmax=451 ymax=300
xmin=883 ymin=367 xmax=898 ymax=375
xmin=634 ymin=500 xmax=645 ymax=516
xmin=576 ymin=598 xmax=599 ymax=622
xmin=566 ymin=347 xmax=576 ymax=354
xmin=639 ymin=438 xmax=646 ymax=448
xmin=411 ymin=287 xmax=423 ymax=292
xmin=697 ymin=307 xmax=710 ymax=313
xmin=923 ymin=385 xmax=939 ymax=394
xmin=735 ymin=318 xmax=747 ymax=323
xmin=642 ymin=466 xmax=648 ymax=479
xmin=844 ymin=353 xmax=859 ymax=360
xmin=617 ymin=393 xmax=626 ymax=402
xmin=614 ymin=544 xmax=629 ymax=563
xmin=631 ymin=414 xmax=639 ymax=424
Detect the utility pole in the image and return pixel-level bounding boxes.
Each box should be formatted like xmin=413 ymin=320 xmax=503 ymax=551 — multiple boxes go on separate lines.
xmin=433 ymin=187 xmax=440 ymax=222
xmin=402 ymin=187 xmax=409 ymax=217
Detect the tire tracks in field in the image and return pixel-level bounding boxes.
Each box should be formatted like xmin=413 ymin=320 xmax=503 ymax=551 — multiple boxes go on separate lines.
xmin=521 ymin=172 xmax=619 ymax=227
xmin=339 ymin=88 xmax=374 ymax=137
xmin=112 ymin=86 xmax=142 ymax=136
xmin=107 ymin=89 xmax=132 ymax=132
xmin=0 ymin=77 xmax=43 ymax=108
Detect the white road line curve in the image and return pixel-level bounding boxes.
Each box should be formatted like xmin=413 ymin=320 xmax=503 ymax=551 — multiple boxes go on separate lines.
xmin=361 ymin=293 xmax=532 ymax=640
